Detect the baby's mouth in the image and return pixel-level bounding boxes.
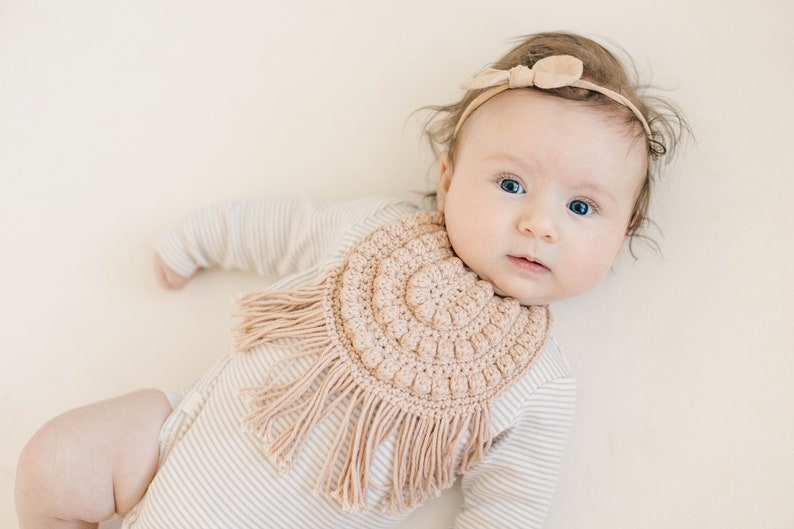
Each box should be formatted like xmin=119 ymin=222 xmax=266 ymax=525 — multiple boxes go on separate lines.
xmin=507 ymin=255 xmax=551 ymax=273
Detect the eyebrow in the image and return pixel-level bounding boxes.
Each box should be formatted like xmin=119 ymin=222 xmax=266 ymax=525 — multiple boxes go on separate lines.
xmin=573 ymin=181 xmax=618 ymax=205
xmin=481 ymin=152 xmax=534 ymax=169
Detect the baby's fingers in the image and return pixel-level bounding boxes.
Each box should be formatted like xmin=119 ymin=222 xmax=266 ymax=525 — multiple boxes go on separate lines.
xmin=153 ymin=254 xmax=193 ymax=290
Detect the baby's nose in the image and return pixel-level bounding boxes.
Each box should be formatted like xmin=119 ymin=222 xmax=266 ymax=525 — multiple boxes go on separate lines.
xmin=517 ymin=206 xmax=558 ymax=242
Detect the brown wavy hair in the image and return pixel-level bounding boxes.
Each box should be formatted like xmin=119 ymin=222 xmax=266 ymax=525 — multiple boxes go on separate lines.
xmin=423 ymin=32 xmax=688 ymax=245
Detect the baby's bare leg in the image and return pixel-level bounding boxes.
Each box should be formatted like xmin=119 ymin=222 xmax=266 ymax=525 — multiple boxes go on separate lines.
xmin=15 ymin=389 xmax=172 ymax=529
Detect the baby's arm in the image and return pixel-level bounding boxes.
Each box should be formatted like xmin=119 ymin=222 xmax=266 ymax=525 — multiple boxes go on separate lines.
xmin=153 ymin=196 xmax=414 ymax=288
xmin=453 ymin=377 xmax=576 ymax=529
xmin=15 ymin=389 xmax=172 ymax=529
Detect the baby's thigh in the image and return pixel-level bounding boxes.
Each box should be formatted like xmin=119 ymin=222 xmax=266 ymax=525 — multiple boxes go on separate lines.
xmin=17 ymin=389 xmax=173 ymax=522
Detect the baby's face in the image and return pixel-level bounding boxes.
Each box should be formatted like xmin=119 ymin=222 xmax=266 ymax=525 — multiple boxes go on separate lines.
xmin=437 ymin=89 xmax=647 ymax=305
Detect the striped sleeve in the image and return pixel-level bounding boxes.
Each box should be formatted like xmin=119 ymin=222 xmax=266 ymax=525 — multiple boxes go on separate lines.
xmin=453 ymin=377 xmax=576 ymax=529
xmin=155 ymin=196 xmax=416 ymax=279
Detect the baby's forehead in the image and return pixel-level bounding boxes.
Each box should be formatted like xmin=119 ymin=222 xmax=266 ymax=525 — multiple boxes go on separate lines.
xmin=460 ymin=90 xmax=645 ymax=157
xmin=456 ymin=90 xmax=648 ymax=191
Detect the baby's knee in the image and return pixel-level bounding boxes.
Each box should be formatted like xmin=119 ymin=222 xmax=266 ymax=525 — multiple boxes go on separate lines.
xmin=15 ymin=425 xmax=51 ymax=510
xmin=17 ymin=415 xmax=68 ymax=497
xmin=16 ymin=409 xmax=117 ymax=523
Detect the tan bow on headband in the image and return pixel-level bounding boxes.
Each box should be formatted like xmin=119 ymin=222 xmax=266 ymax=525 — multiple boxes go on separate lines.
xmin=454 ymin=55 xmax=652 ymax=138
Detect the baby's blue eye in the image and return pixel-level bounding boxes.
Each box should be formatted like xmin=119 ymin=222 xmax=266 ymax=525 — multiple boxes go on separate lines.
xmin=568 ymin=199 xmax=595 ymax=216
xmin=499 ymin=178 xmax=524 ymax=194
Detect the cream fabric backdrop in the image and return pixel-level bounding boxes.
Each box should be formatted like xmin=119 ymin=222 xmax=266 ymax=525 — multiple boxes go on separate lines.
xmin=1 ymin=1 xmax=792 ymax=528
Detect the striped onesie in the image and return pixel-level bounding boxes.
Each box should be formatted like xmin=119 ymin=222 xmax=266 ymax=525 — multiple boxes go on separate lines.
xmin=122 ymin=196 xmax=575 ymax=529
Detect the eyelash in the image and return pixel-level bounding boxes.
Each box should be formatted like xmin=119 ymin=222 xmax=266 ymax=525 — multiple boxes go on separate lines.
xmin=568 ymin=198 xmax=599 ymax=216
xmin=496 ymin=176 xmax=600 ymax=216
xmin=497 ymin=176 xmax=524 ymax=194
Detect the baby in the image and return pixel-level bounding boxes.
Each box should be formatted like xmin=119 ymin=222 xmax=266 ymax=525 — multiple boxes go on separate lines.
xmin=16 ymin=32 xmax=684 ymax=529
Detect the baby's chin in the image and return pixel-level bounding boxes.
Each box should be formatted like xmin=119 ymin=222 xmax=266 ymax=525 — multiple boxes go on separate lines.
xmin=472 ymin=269 xmax=564 ymax=306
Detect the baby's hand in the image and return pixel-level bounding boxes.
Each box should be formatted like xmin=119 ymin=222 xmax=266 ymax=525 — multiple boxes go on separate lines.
xmin=154 ymin=254 xmax=197 ymax=290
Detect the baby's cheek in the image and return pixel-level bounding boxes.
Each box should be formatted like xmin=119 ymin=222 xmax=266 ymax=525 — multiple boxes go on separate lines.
xmin=446 ymin=224 xmax=477 ymax=266
xmin=572 ymin=259 xmax=613 ymax=294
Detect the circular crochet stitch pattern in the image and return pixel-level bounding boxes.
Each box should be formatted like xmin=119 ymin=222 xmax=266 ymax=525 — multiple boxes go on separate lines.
xmin=332 ymin=211 xmax=549 ymax=417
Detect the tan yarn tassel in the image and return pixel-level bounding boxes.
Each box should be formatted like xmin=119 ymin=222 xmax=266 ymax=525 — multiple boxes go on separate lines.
xmin=233 ymin=283 xmax=329 ymax=352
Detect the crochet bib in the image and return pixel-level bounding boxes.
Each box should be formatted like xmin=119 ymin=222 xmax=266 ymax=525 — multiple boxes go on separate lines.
xmin=233 ymin=211 xmax=551 ymax=513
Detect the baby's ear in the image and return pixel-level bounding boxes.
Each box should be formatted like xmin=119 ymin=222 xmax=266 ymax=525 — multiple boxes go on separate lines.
xmin=436 ymin=151 xmax=453 ymax=213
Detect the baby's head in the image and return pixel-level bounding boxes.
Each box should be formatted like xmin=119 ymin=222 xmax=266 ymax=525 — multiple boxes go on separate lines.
xmin=425 ymin=32 xmax=685 ymax=306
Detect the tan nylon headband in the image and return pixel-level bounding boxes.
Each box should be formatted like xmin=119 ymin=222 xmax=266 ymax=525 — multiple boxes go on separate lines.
xmin=454 ymin=55 xmax=652 ymax=138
